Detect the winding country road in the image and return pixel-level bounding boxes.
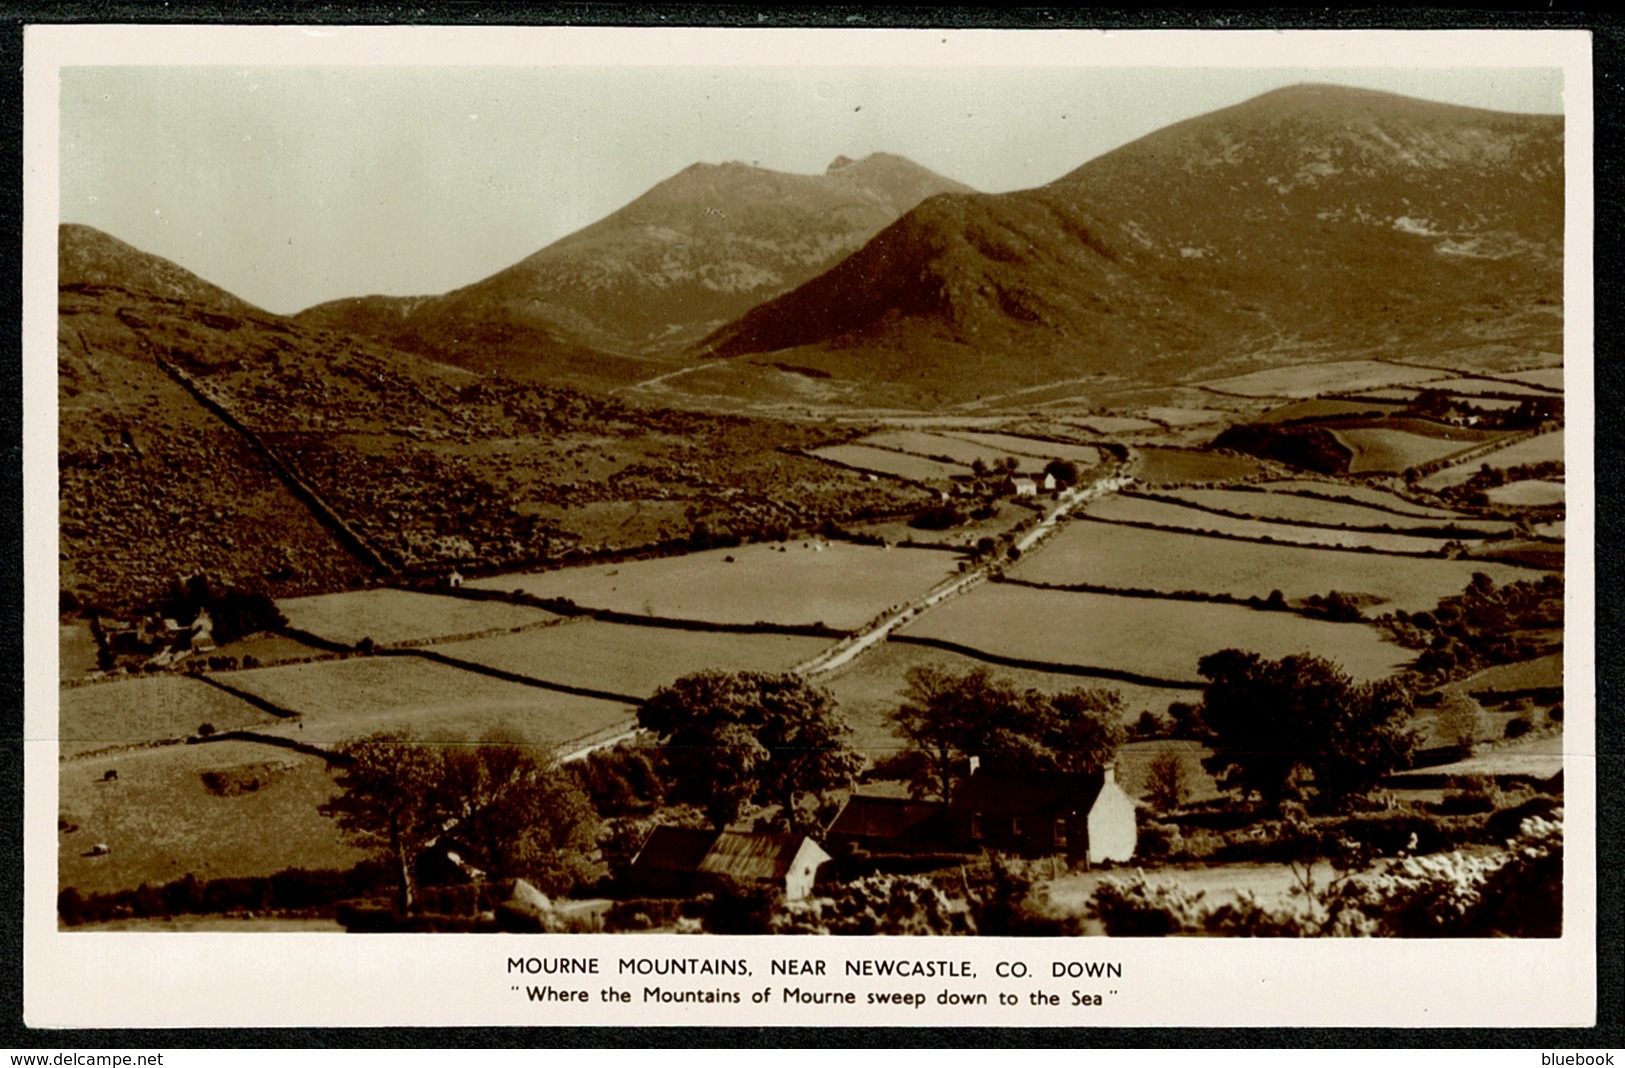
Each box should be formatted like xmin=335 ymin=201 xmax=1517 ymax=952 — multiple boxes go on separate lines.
xmin=795 ymin=460 xmax=1136 ymax=677
xmin=557 ymin=454 xmax=1137 ymax=762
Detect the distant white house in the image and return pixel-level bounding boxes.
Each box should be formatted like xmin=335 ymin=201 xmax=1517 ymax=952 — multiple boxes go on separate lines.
xmin=190 ymin=607 xmax=216 ymax=653
xmin=1006 ymin=476 xmax=1039 ymax=497
xmin=448 ymin=569 xmax=465 ymax=588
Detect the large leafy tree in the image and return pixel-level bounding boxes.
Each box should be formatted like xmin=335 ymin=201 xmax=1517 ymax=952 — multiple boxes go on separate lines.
xmin=889 ymin=666 xmax=1126 ymax=803
xmin=1197 ymin=650 xmax=1417 ymax=811
xmin=321 ymin=733 xmax=597 ymax=913
xmin=638 ymin=671 xmax=864 ymax=833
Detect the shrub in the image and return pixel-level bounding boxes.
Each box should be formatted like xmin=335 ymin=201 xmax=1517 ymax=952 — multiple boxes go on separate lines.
xmin=603 ymin=896 xmax=705 ymax=933
xmin=1505 ymin=716 xmax=1533 ymax=739
xmin=776 ymin=874 xmax=968 ymax=936
xmin=1134 ymin=710 xmax=1171 ymax=739
xmin=1144 ymin=750 xmax=1191 ymax=812
xmin=1088 ymin=873 xmax=1209 ymax=935
xmin=702 ymin=879 xmax=779 ymax=934
xmin=1137 ymin=821 xmax=1184 ymax=859
xmin=1436 ymin=775 xmax=1501 ymax=815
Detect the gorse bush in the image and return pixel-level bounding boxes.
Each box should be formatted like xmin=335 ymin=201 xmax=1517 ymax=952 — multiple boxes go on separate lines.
xmin=774 ymin=874 xmax=969 ymax=936
xmin=1087 ymin=813 xmax=1562 ymax=938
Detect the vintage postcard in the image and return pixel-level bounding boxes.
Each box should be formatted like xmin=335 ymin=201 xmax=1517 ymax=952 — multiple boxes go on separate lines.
xmin=22 ymin=24 xmax=1595 ymax=1028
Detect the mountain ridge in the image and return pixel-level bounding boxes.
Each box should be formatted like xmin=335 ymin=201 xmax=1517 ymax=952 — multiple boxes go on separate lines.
xmin=293 ymin=152 xmax=973 ymax=377
xmin=694 ymin=84 xmax=1563 ymax=407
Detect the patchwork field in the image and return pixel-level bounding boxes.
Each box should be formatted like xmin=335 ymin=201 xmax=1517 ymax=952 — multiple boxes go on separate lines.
xmin=851 ymin=508 xmax=1024 ymax=549
xmin=856 ymin=430 xmax=1046 ymax=472
xmin=59 ymin=622 xmax=100 ymax=681
xmin=1485 ymin=480 xmax=1565 ymax=507
xmin=1419 ymin=376 xmax=1557 ymax=398
xmin=1330 ymin=426 xmax=1477 ymax=475
xmin=1253 ymin=480 xmax=1466 ymax=519
xmin=808 ymin=443 xmax=969 ymax=483
xmin=1405 ymin=730 xmax=1564 ymax=781
xmin=1343 ymin=387 xmax=1420 ymax=403
xmin=1418 ymin=430 xmax=1566 ymax=489
xmin=433 ymin=621 xmax=833 ymax=701
xmin=1064 ymin=415 xmax=1161 ymax=435
xmin=1131 ymin=447 xmax=1264 ymax=485
xmin=1452 ymin=652 xmax=1564 ymax=697
xmin=223 ymin=654 xmax=634 ymax=751
xmin=819 ymin=640 xmax=1190 ymax=759
xmin=1255 ymin=398 xmax=1397 ymax=424
xmin=1012 ymin=520 xmax=1530 ymax=615
xmin=60 ymin=675 xmax=285 ymax=759
xmin=1201 ymin=360 xmax=1446 ymax=399
xmin=278 ymin=587 xmax=559 ymax=647
xmin=1497 ymin=368 xmax=1566 ymax=390
xmin=1141 ymin=407 xmax=1225 ymax=427
xmin=216 ymin=631 xmax=338 ymax=667
xmin=59 ymin=739 xmax=366 ymax=895
xmin=1155 ymin=487 xmax=1510 ymax=536
xmin=901 ymin=583 xmax=1411 ymax=684
xmin=941 ymin=431 xmax=1103 ymax=466
xmin=1084 ymin=494 xmax=1458 ymax=553
xmin=469 ymin=541 xmax=957 ymax=630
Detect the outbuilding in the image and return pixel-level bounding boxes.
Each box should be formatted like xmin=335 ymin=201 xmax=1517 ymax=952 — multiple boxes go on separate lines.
xmin=627 ymin=827 xmax=832 ymax=900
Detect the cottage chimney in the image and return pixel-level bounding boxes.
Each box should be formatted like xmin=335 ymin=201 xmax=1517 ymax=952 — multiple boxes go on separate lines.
xmin=1102 ymin=766 xmax=1115 ymax=785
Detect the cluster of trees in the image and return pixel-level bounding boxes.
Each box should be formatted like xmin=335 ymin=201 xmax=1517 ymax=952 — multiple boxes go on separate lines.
xmin=1410 ymin=389 xmax=1561 ymax=431
xmin=637 ymin=671 xmax=865 ymax=834
xmin=321 ymin=733 xmax=597 ymax=914
xmin=882 ymin=666 xmax=1125 ymax=803
xmin=86 ymin=573 xmax=287 ymax=672
xmin=1196 ymin=649 xmax=1417 ymax=812
xmin=317 ymin=641 xmax=1435 ymax=922
xmin=1377 ymin=572 xmax=1563 ymax=683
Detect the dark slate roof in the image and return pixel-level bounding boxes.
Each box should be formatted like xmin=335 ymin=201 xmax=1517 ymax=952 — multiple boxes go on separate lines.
xmin=949 ymin=770 xmax=1108 ymax=817
xmin=630 ymin=826 xmax=717 ymax=873
xmin=828 ymin=795 xmax=947 ymax=841
xmin=630 ymin=827 xmax=819 ymax=882
xmin=698 ymin=831 xmax=811 ymax=883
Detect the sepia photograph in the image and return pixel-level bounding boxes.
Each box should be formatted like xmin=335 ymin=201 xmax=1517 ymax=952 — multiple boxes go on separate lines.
xmin=22 ymin=23 xmax=1596 ymax=1029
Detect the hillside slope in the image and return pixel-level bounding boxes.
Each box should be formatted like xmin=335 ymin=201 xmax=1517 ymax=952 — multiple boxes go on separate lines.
xmin=59 ymin=225 xmax=915 ymax=611
xmin=698 ymin=85 xmax=1563 ymax=407
xmin=295 ymin=153 xmax=972 ymax=382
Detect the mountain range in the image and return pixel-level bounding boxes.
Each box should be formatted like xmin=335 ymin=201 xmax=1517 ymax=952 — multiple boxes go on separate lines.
xmin=67 ymin=85 xmax=1563 ymax=409
xmin=696 ymin=85 xmax=1563 ymax=406
xmin=58 ymin=83 xmax=1567 ymax=602
xmin=292 ymin=152 xmax=973 ymax=389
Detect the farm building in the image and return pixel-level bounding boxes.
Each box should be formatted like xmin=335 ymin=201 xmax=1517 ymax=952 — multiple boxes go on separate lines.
xmin=626 ymin=827 xmax=832 ymax=901
xmin=1004 ymin=476 xmax=1039 ymax=497
xmin=948 ymin=768 xmax=1138 ymax=865
xmin=827 ymin=795 xmax=954 ymax=855
xmin=827 ymin=768 xmax=1138 ymax=866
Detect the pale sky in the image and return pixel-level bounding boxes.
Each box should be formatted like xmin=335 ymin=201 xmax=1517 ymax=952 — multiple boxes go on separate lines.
xmin=59 ymin=63 xmax=1564 ymax=315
